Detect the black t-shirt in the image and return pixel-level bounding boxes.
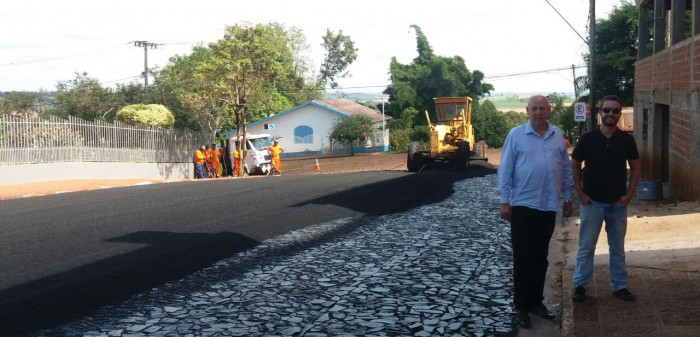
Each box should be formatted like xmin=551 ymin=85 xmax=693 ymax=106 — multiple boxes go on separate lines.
xmin=571 ymin=128 xmax=639 ymax=203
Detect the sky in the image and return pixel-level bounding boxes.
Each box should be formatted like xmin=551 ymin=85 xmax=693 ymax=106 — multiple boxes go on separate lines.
xmin=0 ymin=0 xmax=626 ymax=95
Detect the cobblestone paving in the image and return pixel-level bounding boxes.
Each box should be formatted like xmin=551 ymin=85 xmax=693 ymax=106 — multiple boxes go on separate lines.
xmin=33 ymin=174 xmax=516 ymax=337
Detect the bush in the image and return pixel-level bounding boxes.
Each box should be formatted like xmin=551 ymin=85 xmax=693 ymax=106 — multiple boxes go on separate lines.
xmin=409 ymin=125 xmax=430 ymax=142
xmin=389 ymin=129 xmax=411 ymax=151
xmin=116 ymin=104 xmax=175 ymax=127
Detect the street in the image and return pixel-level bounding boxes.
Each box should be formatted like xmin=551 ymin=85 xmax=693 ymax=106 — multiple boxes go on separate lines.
xmin=1 ymin=167 xmax=498 ymax=336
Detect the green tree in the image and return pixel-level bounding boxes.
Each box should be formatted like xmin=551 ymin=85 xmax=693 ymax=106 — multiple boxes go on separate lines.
xmin=208 ymin=23 xmax=294 ymax=176
xmin=387 ymin=107 xmax=419 ymax=131
xmin=580 ymin=1 xmax=638 ymax=105
xmin=471 ymin=100 xmax=510 ymax=148
xmin=319 ymin=29 xmax=358 ymax=89
xmin=546 ymin=93 xmax=576 ymax=140
xmin=52 ymin=72 xmax=112 ymax=121
xmin=329 ymin=114 xmax=376 ymax=155
xmin=503 ymin=110 xmax=528 ymax=128
xmin=116 ymin=104 xmax=174 ymax=127
xmin=383 ymin=25 xmax=493 ymax=123
xmin=159 ymin=46 xmax=218 ymax=136
xmin=0 ymin=92 xmax=37 ymax=115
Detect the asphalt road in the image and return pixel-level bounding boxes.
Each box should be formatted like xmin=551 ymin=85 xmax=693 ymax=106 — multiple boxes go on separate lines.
xmin=0 ymin=166 xmax=495 ymax=335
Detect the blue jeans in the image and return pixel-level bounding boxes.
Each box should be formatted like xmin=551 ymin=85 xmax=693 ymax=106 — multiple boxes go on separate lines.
xmin=572 ymin=201 xmax=628 ymax=291
xmin=194 ymin=163 xmax=206 ymax=179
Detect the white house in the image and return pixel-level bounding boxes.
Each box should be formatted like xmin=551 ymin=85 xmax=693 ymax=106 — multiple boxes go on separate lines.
xmin=223 ymin=99 xmax=390 ymax=158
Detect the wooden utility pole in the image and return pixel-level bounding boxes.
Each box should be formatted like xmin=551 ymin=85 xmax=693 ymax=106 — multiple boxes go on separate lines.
xmin=132 ymin=41 xmax=159 ymax=98
xmin=587 ymin=0 xmax=596 ymax=131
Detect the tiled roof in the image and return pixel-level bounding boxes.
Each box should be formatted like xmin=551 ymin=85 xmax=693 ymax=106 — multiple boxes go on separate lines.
xmin=312 ymin=99 xmax=391 ymax=123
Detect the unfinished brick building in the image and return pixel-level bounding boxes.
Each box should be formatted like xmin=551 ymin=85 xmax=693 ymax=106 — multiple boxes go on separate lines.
xmin=634 ymin=0 xmax=699 ymax=201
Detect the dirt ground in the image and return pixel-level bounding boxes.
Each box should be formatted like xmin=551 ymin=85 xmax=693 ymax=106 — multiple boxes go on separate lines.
xmin=1 ymin=148 xmax=698 ymax=273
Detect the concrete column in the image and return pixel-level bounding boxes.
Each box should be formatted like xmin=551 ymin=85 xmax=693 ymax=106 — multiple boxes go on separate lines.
xmin=654 ymin=0 xmax=667 ymax=53
xmin=671 ymin=0 xmax=686 ymax=44
xmin=639 ymin=6 xmax=649 ymax=60
xmin=694 ymin=0 xmax=700 ymax=35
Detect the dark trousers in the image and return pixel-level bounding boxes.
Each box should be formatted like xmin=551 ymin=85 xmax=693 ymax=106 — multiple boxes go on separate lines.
xmin=194 ymin=163 xmax=206 ymax=179
xmin=510 ymin=206 xmax=556 ymax=310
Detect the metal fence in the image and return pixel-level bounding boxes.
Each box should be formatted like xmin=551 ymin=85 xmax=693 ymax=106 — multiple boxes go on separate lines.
xmin=0 ymin=114 xmax=209 ymax=164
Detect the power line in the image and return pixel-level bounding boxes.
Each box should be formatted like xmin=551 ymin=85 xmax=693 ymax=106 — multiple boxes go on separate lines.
xmin=485 ymin=65 xmax=586 ymax=79
xmin=101 ymin=75 xmax=142 ymax=85
xmin=132 ymin=41 xmax=162 ymax=97
xmin=0 ymin=43 xmax=131 ymax=67
xmin=544 ymin=0 xmax=588 ymax=45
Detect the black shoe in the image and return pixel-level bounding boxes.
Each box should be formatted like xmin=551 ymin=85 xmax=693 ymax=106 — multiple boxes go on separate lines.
xmin=516 ymin=310 xmax=531 ymax=329
xmin=530 ymin=303 xmax=555 ymax=320
xmin=572 ymin=285 xmax=586 ymax=302
xmin=613 ymin=288 xmax=635 ymax=301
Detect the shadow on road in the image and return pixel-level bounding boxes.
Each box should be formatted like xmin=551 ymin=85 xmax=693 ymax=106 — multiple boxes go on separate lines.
xmin=0 ymin=231 xmax=259 ymax=336
xmin=293 ymin=164 xmax=497 ymax=215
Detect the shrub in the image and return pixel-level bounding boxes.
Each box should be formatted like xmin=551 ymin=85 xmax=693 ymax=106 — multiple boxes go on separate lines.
xmin=389 ymin=129 xmax=411 ymax=151
xmin=116 ymin=104 xmax=175 ymax=127
xmin=409 ymin=125 xmax=430 ymax=143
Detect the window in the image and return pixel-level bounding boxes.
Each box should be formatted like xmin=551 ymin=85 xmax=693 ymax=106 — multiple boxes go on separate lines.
xmin=294 ymin=125 xmax=313 ymax=143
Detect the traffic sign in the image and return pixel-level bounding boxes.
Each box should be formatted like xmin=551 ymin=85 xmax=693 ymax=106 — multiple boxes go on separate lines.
xmin=574 ymin=102 xmax=586 ymax=122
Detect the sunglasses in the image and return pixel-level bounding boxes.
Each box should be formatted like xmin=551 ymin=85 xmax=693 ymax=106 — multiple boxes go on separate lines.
xmin=601 ymin=107 xmax=621 ymax=114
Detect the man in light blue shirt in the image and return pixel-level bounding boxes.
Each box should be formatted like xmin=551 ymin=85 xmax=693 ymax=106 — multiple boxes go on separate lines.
xmin=498 ymin=95 xmax=573 ymax=329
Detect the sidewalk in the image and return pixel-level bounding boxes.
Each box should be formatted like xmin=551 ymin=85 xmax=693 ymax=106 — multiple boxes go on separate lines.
xmin=559 ymin=200 xmax=700 ymax=337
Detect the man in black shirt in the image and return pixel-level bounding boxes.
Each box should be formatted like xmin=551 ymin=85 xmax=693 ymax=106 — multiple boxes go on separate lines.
xmin=570 ymin=95 xmax=641 ymax=303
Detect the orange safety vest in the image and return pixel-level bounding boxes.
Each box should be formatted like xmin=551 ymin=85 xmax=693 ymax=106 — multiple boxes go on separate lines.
xmin=267 ymin=145 xmax=284 ymax=158
xmin=193 ymin=149 xmax=206 ymax=165
xmin=208 ymin=149 xmax=220 ymax=165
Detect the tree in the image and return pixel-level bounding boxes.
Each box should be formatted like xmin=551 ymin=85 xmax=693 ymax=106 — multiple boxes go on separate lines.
xmin=0 ymin=92 xmax=37 ymax=115
xmin=52 ymin=72 xmax=112 ymax=121
xmin=116 ymin=104 xmax=174 ymax=127
xmin=383 ymin=25 xmax=493 ymax=124
xmin=329 ymin=114 xmax=376 ymax=155
xmin=207 ymin=23 xmax=295 ymax=176
xmin=503 ymin=110 xmax=528 ymax=129
xmin=387 ymin=107 xmax=419 ymax=131
xmin=319 ymin=30 xmax=358 ymax=89
xmin=580 ymin=1 xmax=638 ymax=106
xmin=471 ymin=100 xmax=510 ymax=148
xmin=546 ymin=93 xmax=576 ymax=140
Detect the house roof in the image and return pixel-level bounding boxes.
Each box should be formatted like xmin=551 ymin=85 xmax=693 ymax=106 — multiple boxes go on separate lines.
xmin=311 ymin=99 xmax=390 ymax=123
xmin=222 ymin=99 xmax=390 ymax=136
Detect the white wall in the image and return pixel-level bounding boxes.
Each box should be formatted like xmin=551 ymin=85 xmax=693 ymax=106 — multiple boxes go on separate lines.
xmin=0 ymin=162 xmax=192 ymax=186
xmin=246 ymin=104 xmax=343 ymax=154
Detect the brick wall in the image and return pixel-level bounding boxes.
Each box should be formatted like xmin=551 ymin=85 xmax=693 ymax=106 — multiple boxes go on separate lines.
xmin=670 ymin=108 xmax=692 ymax=161
xmin=671 ymin=44 xmax=691 ymax=90
xmin=635 ymin=58 xmax=653 ymax=89
xmin=653 ymin=52 xmax=671 ymax=90
xmin=695 ymin=39 xmax=700 ymax=90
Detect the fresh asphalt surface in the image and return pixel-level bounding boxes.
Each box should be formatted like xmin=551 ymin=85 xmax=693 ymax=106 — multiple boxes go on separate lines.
xmin=0 ymin=165 xmax=496 ymax=335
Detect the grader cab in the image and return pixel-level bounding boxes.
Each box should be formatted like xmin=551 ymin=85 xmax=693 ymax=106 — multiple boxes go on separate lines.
xmin=407 ymin=96 xmax=487 ymax=172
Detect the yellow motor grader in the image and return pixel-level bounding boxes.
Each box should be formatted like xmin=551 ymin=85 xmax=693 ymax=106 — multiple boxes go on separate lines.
xmin=407 ymin=96 xmax=487 ymax=172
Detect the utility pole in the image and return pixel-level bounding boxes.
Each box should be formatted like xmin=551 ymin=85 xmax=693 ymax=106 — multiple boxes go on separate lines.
xmin=587 ymin=0 xmax=596 ymax=131
xmin=132 ymin=41 xmax=159 ymax=98
xmin=571 ymin=64 xmax=578 ymax=100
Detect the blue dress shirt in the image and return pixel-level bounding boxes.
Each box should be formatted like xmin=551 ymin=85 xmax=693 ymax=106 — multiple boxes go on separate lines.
xmin=498 ymin=122 xmax=573 ymax=212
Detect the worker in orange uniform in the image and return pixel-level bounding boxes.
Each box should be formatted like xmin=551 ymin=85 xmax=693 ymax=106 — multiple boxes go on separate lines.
xmin=233 ymin=146 xmax=241 ymax=177
xmin=193 ymin=145 xmax=207 ymax=179
xmin=207 ymin=144 xmax=221 ymax=177
xmin=267 ymin=139 xmax=285 ymax=176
